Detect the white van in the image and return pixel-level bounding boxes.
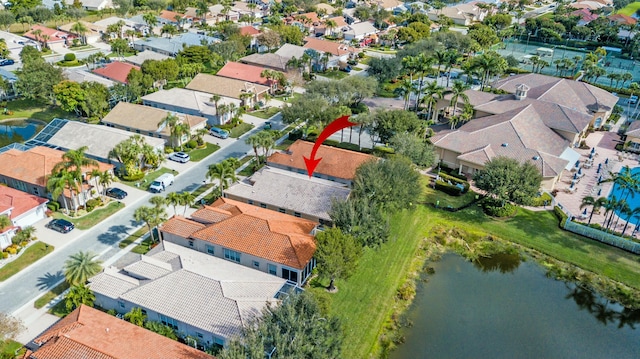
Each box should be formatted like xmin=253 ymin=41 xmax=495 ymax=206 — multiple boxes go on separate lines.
xmin=149 ymin=173 xmax=174 ymax=193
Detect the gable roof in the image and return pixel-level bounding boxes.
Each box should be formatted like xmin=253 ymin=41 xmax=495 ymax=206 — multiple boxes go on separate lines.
xmin=224 ymin=166 xmax=351 ymax=221
xmin=294 ymin=12 xmax=320 ymax=24
xmin=93 ymin=61 xmax=139 ymax=84
xmin=267 ymin=140 xmax=376 ymax=181
xmin=142 ymin=88 xmax=240 ymax=117
xmin=344 ymin=21 xmax=378 ymax=37
xmin=216 ymin=62 xmax=276 ymax=86
xmin=274 ymin=43 xmax=308 ymax=61
xmin=303 ymin=37 xmax=359 ymax=56
xmin=29 ymin=305 xmax=213 ymax=359
xmin=88 ymin=241 xmax=287 ymax=340
xmin=326 ymin=16 xmax=348 ymax=28
xmin=101 ymin=102 xmax=206 ymax=135
xmin=0 ymin=185 xmax=47 ymax=220
xmin=186 ymin=73 xmax=270 ymax=99
xmin=431 ymin=105 xmax=570 ymax=177
xmin=124 ymin=50 xmax=171 ymax=66
xmin=608 ymin=13 xmax=637 ymax=25
xmin=492 ymin=73 xmax=618 ymax=114
xmin=24 ymin=25 xmax=76 ymax=43
xmin=0 ymin=146 xmax=113 ymax=188
xmin=163 ymin=198 xmax=317 ymax=269
xmin=626 ymin=120 xmax=640 ymax=137
xmin=239 ymin=25 xmax=261 ymax=36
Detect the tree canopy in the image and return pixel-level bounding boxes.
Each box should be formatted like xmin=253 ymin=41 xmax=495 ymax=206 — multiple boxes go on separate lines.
xmin=473 ymin=156 xmax=542 ymax=206
xmin=314 ymin=227 xmax=362 ymax=291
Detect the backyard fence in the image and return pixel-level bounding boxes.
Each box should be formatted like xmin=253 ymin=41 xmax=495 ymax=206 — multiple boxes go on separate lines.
xmin=563 ymin=220 xmax=640 ymax=254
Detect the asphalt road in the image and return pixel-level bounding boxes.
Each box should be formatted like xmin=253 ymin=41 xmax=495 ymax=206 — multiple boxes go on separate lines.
xmin=0 ymin=133 xmax=258 ymax=314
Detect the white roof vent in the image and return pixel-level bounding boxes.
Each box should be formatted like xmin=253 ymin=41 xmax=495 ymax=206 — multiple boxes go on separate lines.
xmin=502 ymin=143 xmax=508 ymax=147
xmin=533 ymin=156 xmax=540 ymax=160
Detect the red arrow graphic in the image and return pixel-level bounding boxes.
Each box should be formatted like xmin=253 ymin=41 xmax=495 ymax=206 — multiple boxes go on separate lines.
xmin=304 ymin=115 xmax=359 ymax=177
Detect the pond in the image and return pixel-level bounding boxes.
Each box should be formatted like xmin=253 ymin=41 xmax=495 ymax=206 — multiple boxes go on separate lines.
xmin=390 ymin=253 xmax=640 ymax=359
xmin=0 ymin=119 xmax=44 ymax=147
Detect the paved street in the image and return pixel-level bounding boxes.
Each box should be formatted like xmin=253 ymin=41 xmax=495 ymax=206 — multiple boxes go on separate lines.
xmin=0 ymin=114 xmax=278 ymax=315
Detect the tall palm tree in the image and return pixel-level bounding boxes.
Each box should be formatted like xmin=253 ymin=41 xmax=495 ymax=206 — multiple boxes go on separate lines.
xmin=166 ymin=192 xmax=181 ymax=216
xmin=173 ymin=122 xmax=191 ymax=149
xmin=602 ymin=196 xmax=618 ymax=228
xmin=134 ymin=205 xmax=167 ymax=243
xmin=143 ymin=12 xmax=158 ymax=33
xmin=158 ymin=113 xmax=179 ymax=147
xmin=245 ymin=133 xmax=263 ymax=164
xmin=90 ymin=169 xmax=102 ymax=198
xmin=401 ymin=55 xmax=419 ymax=83
xmin=179 ymin=192 xmax=196 ymax=215
xmin=70 ymin=22 xmax=88 ymax=45
xmin=64 ymin=251 xmax=103 ymax=285
xmin=581 ymin=196 xmax=608 ymax=225
xmin=207 ymin=160 xmax=238 ymax=197
xmin=449 ymin=81 xmax=470 ymax=121
xmin=47 ymin=170 xmax=72 ymax=213
xmin=394 ymin=78 xmax=414 ymax=111
xmin=622 ymin=207 xmax=640 ymax=234
xmin=324 ymin=19 xmax=337 ymax=37
xmin=423 ymin=81 xmax=445 ymax=122
xmin=612 ymin=201 xmax=631 ymax=231
xmin=54 ymin=146 xmax=99 ymax=207
xmin=99 ymin=170 xmax=114 ymax=196
xmin=414 ymin=54 xmax=435 ymax=111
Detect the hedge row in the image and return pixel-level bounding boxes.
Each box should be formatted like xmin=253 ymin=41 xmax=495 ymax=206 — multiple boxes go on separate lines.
xmin=435 ymin=180 xmax=465 ymax=196
xmin=554 ymin=206 xmax=568 ymax=228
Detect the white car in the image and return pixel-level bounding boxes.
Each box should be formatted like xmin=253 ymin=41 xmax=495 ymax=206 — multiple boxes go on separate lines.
xmin=168 ymin=152 xmax=190 ymax=163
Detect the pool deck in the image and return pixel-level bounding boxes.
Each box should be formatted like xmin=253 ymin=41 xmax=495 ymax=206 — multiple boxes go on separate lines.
xmin=554 ymin=131 xmax=640 ymax=236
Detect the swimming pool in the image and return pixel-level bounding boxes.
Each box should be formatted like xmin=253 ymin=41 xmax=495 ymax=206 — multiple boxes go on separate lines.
xmin=609 ymin=167 xmax=640 ymax=226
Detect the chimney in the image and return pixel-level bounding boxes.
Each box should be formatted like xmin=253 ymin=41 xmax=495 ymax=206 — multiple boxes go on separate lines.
xmin=515 ymin=84 xmax=530 ymax=101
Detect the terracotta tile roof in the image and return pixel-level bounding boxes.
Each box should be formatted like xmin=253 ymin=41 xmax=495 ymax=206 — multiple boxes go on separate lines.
xmin=326 ymin=16 xmax=348 ymax=28
xmin=29 ymin=305 xmax=213 ymax=359
xmin=0 ymin=186 xmax=48 ymax=220
xmin=267 ymin=140 xmax=375 ymax=181
xmin=159 ymin=10 xmax=192 ymax=21
xmin=303 ymin=37 xmax=359 ymax=56
xmin=295 ymin=12 xmax=320 ymax=24
xmin=239 ymin=25 xmax=261 ymax=36
xmin=160 ymin=215 xmax=206 ymax=238
xmin=184 ymin=198 xmax=317 ymax=269
xmin=93 ymin=62 xmax=140 ymax=84
xmin=24 ymin=25 xmax=76 ymax=43
xmin=0 ymin=146 xmax=112 ymax=188
xmin=216 ymin=62 xmax=275 ymax=86
xmin=608 ymin=13 xmax=637 ymax=25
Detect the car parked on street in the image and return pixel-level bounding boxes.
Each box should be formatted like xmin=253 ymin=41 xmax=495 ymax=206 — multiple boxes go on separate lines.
xmin=0 ymin=59 xmax=14 ymax=66
xmin=105 ymin=187 xmax=128 ymax=199
xmin=46 ymin=219 xmax=75 ymax=233
xmin=168 ymin=151 xmax=190 ymax=163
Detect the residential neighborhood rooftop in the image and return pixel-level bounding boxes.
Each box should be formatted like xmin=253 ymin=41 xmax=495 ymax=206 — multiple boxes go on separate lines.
xmin=0 ymin=186 xmax=48 ymax=221
xmin=303 ymin=37 xmax=358 ymax=56
xmin=124 ymin=50 xmax=171 ymax=66
xmin=101 ymin=102 xmax=207 ymax=135
xmin=93 ymin=61 xmax=140 ymax=84
xmin=224 ymin=166 xmax=351 ymax=221
xmin=186 ymin=73 xmax=270 ymax=99
xmin=162 ymin=197 xmax=317 ymax=270
xmin=216 ymin=62 xmax=276 ymax=86
xmin=267 ymin=140 xmax=376 ymax=181
xmin=89 ymin=241 xmax=287 ymax=340
xmin=141 ymin=88 xmax=232 ymax=117
xmin=26 ymin=305 xmax=213 ymax=359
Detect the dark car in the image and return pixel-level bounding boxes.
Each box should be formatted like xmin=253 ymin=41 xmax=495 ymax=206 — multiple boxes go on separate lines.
xmin=46 ymin=219 xmax=75 ymax=233
xmin=340 ymin=65 xmax=352 ymax=73
xmin=0 ymin=59 xmax=14 ymax=66
xmin=105 ymin=187 xmax=128 ymax=199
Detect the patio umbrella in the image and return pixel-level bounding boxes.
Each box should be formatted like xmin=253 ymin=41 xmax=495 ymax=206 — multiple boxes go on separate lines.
xmin=578 ymin=168 xmax=583 ymax=176
xmin=597 ymin=163 xmax=602 ymax=173
xmin=605 ymin=158 xmax=609 ymax=165
xmin=598 ymin=175 xmax=603 ymax=183
xmin=575 ymin=160 xmax=580 ymax=168
xmin=569 ymin=181 xmax=575 ymax=189
xmin=591 ymin=147 xmax=596 ymax=154
xmin=573 ymin=173 xmax=578 ymax=180
xmin=589 ymin=152 xmax=594 ymax=160
xmin=597 ymin=188 xmax=602 ymax=196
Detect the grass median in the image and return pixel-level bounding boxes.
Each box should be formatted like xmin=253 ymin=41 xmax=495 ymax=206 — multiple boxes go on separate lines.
xmin=188 ymin=143 xmax=220 ymax=162
xmin=313 ymin=180 xmax=640 ymax=358
xmin=34 ymin=281 xmax=70 ymax=309
xmin=119 ymin=167 xmax=178 ymax=191
xmin=0 ymin=242 xmax=54 ymax=282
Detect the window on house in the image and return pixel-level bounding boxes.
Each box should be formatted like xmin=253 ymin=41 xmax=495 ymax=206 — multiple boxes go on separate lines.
xmin=278 ymin=208 xmax=286 ymax=213
xmin=268 ymin=264 xmax=277 ymax=275
xmin=253 ymin=260 xmax=260 ymax=268
xmin=141 ymin=309 xmax=147 ymax=315
xmin=196 ymin=332 xmax=203 ymax=338
xmin=281 ymin=268 xmax=298 ymax=283
xmin=260 ymin=203 xmax=267 ymax=208
xmin=189 ymin=240 xmax=194 ymax=247
xmin=224 ymin=248 xmax=241 ymax=263
xmin=206 ymin=244 xmax=214 ymax=255
xmin=212 ymin=336 xmax=224 ymax=347
xmin=294 ymin=212 xmax=301 ymax=218
xmin=248 ymin=200 xmax=254 ymax=205
xmin=159 ymin=314 xmax=178 ymax=330
xmin=118 ymin=301 xmax=125 ymax=309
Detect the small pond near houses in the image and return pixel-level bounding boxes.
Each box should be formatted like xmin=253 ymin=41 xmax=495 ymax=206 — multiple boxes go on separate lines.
xmin=0 ymin=119 xmax=44 ymax=147
xmin=390 ymin=253 xmax=640 ymax=359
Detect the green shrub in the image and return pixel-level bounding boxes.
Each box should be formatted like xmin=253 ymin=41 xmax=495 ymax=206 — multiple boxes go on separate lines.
xmin=1 ymin=251 xmax=7 ymax=259
xmin=373 ymin=146 xmax=395 ymax=157
xmin=482 ymin=201 xmax=517 ymax=217
xmin=85 ymin=198 xmax=101 ymax=212
xmin=437 ymin=173 xmax=470 ymax=193
xmin=122 ymin=172 xmax=145 ymax=181
xmin=288 ymin=130 xmax=303 ymax=141
xmin=47 ymin=202 xmax=59 ymax=212
xmin=164 ymin=147 xmax=174 ymax=154
xmin=435 ymin=180 xmax=465 ymax=196
xmin=438 ymin=167 xmax=468 ymax=181
xmin=64 ymin=53 xmax=76 ymax=61
xmin=554 ymin=205 xmax=568 ymax=228
xmin=186 ymin=139 xmax=198 ymax=149
xmin=396 ymin=281 xmax=416 ymax=301
xmin=337 ymin=142 xmax=361 ymax=151
xmin=6 ymin=247 xmax=16 ymax=255
xmin=531 ymin=192 xmax=553 ymax=207
xmin=323 ymin=139 xmax=340 ymax=147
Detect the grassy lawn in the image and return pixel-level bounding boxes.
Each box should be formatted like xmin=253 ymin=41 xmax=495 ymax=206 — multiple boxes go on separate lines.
xmin=191 ymin=183 xmax=215 ymax=198
xmin=53 ymin=201 xmax=124 ymax=230
xmin=238 ymin=159 xmax=265 ymax=177
xmin=131 ymin=237 xmax=154 ymax=255
xmin=275 ymin=139 xmax=295 ymax=150
xmin=248 ymin=107 xmax=280 ymax=119
xmin=118 ymin=227 xmax=149 ymax=249
xmin=34 ymin=281 xmax=69 ymax=309
xmin=617 ymin=1 xmax=640 ymax=16
xmin=119 ymin=167 xmax=178 ymax=191
xmin=314 ymin=178 xmax=640 ymax=358
xmin=0 ymin=242 xmax=54 ymax=282
xmin=423 ymin=187 xmax=479 ymax=208
xmin=229 ymin=123 xmax=255 ymax=138
xmin=277 ymin=92 xmax=302 ymax=103
xmin=320 ymin=70 xmax=349 ymax=80
xmin=188 ymin=143 xmax=220 ymax=162
xmin=0 ymin=99 xmax=80 ymax=122
xmin=1 ymin=340 xmax=23 ymax=358
xmin=107 ymin=51 xmax=136 ymax=58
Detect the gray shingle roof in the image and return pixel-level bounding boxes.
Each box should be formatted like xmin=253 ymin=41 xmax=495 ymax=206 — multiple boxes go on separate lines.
xmin=626 ymin=120 xmax=640 ymax=137
xmin=224 ymin=167 xmax=351 ymax=221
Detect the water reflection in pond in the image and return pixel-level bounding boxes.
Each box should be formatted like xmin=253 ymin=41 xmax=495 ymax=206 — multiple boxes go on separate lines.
xmin=473 ymin=252 xmax=522 ymax=274
xmin=390 ymin=253 xmax=640 ymax=359
xmin=0 ymin=119 xmax=44 ymax=147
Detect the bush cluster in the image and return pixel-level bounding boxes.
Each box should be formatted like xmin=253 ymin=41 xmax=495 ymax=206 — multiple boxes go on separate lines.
xmin=481 ymin=198 xmax=517 ymax=217
xmin=553 ymin=205 xmax=569 ymax=228
xmin=185 ymin=139 xmax=198 ymax=149
xmin=531 ymin=192 xmax=553 ymax=207
xmin=122 ymin=172 xmax=145 ymax=181
xmin=64 ymin=53 xmax=76 ymax=62
xmin=85 ymin=198 xmax=102 ymax=212
xmin=47 ymin=201 xmax=60 ymax=212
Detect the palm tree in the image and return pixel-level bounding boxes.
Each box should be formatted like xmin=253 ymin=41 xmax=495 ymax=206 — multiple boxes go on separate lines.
xmin=158 ymin=113 xmax=179 ymax=147
xmin=401 ymin=55 xmax=419 ymax=83
xmin=449 ymin=81 xmax=470 ymax=122
xmin=0 ymin=215 xmax=10 ymax=231
xmin=622 ymin=207 xmax=640 ymax=234
xmin=602 ymin=196 xmax=618 ymax=228
xmin=166 ymin=192 xmax=181 ymax=216
xmin=124 ymin=307 xmax=146 ymax=326
xmin=46 ymin=170 xmax=72 ymax=214
xmin=581 ymin=196 xmax=608 ymax=225
xmin=612 ymin=201 xmax=631 ymax=231
xmin=143 ymin=12 xmax=158 ymax=33
xmin=134 ymin=205 xmax=167 ymax=243
xmin=394 ymin=78 xmax=414 ymax=111
xmin=207 ymin=160 xmax=238 ymax=197
xmin=324 ymin=19 xmax=337 ymax=37
xmin=245 ymin=133 xmax=263 ymax=164
xmin=414 ymin=54 xmax=435 ymax=111
xmin=99 ymin=170 xmax=114 ymax=196
xmin=179 ymin=192 xmax=195 ymax=215
xmin=70 ymin=22 xmax=88 ymax=45
xmin=173 ymin=122 xmax=191 ymax=150
xmin=90 ymin=169 xmax=102 ymax=198
xmin=423 ymin=81 xmax=445 ymax=122
xmin=53 ymin=146 xmax=99 ymax=207
xmin=64 ymin=251 xmax=103 ymax=285
xmin=65 ymin=284 xmax=96 ymax=312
